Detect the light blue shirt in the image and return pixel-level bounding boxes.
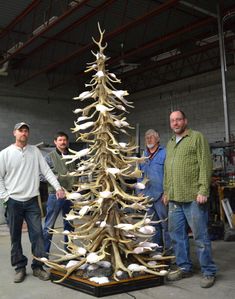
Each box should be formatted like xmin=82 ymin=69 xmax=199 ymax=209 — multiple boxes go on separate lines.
xmin=137 ymin=146 xmax=166 ymax=201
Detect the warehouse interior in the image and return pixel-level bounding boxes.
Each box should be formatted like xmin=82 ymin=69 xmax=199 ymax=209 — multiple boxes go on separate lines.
xmin=0 ymin=0 xmax=235 ymax=298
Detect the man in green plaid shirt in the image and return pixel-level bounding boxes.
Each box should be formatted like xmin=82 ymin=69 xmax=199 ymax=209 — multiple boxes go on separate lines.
xmin=164 ymin=110 xmax=217 ymax=288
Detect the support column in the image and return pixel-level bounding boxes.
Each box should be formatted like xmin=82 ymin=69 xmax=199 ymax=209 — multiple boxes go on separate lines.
xmin=217 ymin=4 xmax=230 ymax=143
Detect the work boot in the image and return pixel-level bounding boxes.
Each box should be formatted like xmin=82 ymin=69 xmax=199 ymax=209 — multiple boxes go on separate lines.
xmin=14 ymin=268 xmax=26 ymax=283
xmin=167 ymin=267 xmax=193 ymax=281
xmin=33 ymin=267 xmax=50 ymax=281
xmin=200 ymin=275 xmax=216 ymax=288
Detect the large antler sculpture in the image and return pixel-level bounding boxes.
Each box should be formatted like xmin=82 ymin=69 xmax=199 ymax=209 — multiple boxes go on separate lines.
xmin=38 ymin=24 xmax=173 ymax=283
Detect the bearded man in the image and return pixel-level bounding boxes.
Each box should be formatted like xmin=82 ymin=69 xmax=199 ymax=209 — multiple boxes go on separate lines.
xmin=137 ymin=129 xmax=171 ymax=255
xmin=164 ymin=110 xmax=217 ymax=288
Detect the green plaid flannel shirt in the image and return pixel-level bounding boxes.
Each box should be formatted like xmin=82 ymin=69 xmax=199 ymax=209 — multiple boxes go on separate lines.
xmin=164 ymin=129 xmax=212 ymax=202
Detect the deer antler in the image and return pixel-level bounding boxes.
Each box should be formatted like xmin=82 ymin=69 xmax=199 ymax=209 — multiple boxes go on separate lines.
xmin=91 ymin=23 xmax=107 ymax=55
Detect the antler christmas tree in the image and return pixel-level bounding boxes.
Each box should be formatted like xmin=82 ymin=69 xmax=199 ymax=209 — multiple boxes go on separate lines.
xmin=39 ymin=24 xmax=172 ymax=283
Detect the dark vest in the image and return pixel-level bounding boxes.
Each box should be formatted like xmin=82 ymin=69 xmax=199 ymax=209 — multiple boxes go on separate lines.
xmin=48 ymin=150 xmax=76 ymax=193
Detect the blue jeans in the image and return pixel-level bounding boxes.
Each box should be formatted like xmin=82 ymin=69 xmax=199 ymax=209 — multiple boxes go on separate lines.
xmin=6 ymin=197 xmax=46 ymax=271
xmin=168 ymin=201 xmax=217 ymax=276
xmin=148 ymin=199 xmax=171 ymax=250
xmin=43 ymin=193 xmax=74 ymax=253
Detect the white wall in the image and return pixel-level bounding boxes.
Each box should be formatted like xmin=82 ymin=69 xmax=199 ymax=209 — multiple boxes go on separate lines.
xmin=0 ymin=75 xmax=79 ymax=149
xmin=0 ymin=66 xmax=234 ymax=151
xmin=128 ymin=66 xmax=235 ymax=150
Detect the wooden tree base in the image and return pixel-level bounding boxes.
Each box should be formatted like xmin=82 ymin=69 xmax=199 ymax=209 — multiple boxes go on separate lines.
xmin=50 ymin=269 xmax=164 ymax=297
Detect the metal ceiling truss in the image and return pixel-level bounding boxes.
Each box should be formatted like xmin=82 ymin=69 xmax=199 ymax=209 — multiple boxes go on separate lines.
xmin=12 ymin=0 xmax=116 ymax=84
xmin=49 ymin=15 xmax=216 ymax=90
xmin=14 ymin=0 xmax=179 ymax=87
xmin=120 ymin=33 xmax=235 ymax=80
xmin=121 ymin=39 xmax=234 ymax=93
xmin=0 ymin=0 xmax=92 ymax=64
xmin=0 ymin=0 xmax=234 ymax=91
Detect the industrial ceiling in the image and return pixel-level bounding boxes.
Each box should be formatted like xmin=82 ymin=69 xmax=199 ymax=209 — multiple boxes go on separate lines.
xmin=0 ymin=0 xmax=235 ymax=93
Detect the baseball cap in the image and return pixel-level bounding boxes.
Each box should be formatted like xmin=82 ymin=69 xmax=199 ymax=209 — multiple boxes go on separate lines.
xmin=14 ymin=122 xmax=30 ymax=130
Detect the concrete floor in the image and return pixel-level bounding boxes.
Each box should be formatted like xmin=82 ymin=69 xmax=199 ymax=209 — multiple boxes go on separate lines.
xmin=0 ymin=222 xmax=235 ymax=299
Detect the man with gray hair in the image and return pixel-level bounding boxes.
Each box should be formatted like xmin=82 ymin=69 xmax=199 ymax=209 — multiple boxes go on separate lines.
xmin=137 ymin=129 xmax=171 ymax=255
